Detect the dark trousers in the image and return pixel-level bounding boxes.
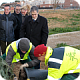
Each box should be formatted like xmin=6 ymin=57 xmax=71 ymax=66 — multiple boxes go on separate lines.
xmin=60 ymin=73 xmax=79 ymax=80
xmin=34 ymin=63 xmax=40 ymax=69
xmin=0 ymin=40 xmax=11 ymax=55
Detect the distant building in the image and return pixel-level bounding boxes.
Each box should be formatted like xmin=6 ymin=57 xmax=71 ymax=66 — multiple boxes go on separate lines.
xmin=64 ymin=0 xmax=79 ymax=8
xmin=27 ymin=0 xmax=64 ymax=8
xmin=28 ymin=0 xmax=79 ymax=9
xmin=0 ymin=0 xmax=79 ymax=9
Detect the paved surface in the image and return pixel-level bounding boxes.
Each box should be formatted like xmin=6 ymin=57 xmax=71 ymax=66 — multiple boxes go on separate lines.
xmin=47 ymin=31 xmax=80 ymax=48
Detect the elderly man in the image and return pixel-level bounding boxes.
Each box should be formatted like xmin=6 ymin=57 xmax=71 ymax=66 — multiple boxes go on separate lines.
xmin=34 ymin=44 xmax=80 ymax=80
xmin=12 ymin=4 xmax=22 ymax=40
xmin=0 ymin=5 xmax=17 ymax=55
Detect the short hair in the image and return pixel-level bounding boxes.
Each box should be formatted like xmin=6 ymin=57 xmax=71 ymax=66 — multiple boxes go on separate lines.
xmin=4 ymin=4 xmax=10 ymax=9
xmin=15 ymin=4 xmax=21 ymax=8
xmin=30 ymin=6 xmax=38 ymax=13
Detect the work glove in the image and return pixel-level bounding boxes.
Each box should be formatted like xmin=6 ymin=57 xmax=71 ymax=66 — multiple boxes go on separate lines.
xmin=14 ymin=76 xmax=18 ymax=80
xmin=20 ymin=63 xmax=29 ymax=70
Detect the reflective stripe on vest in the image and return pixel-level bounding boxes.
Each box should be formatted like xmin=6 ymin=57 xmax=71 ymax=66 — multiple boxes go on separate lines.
xmin=6 ymin=40 xmax=32 ymax=63
xmin=68 ymin=63 xmax=80 ymax=73
xmin=12 ymin=42 xmax=32 ymax=63
xmin=47 ymin=75 xmax=61 ymax=80
xmin=47 ymin=46 xmax=80 ymax=79
xmin=63 ymin=46 xmax=80 ymax=74
xmin=49 ymin=58 xmax=63 ymax=64
xmin=48 ymin=47 xmax=64 ymax=69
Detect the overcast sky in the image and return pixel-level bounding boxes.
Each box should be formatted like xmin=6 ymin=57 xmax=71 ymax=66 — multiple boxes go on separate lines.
xmin=1 ymin=0 xmax=65 ymax=3
xmin=0 ymin=0 xmax=15 ymax=5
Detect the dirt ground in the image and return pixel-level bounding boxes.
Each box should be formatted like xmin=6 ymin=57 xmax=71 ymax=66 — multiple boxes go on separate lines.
xmin=39 ymin=9 xmax=80 ymax=29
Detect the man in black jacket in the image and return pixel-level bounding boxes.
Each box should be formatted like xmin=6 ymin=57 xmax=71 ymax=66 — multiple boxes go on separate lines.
xmin=0 ymin=5 xmax=17 ymax=55
xmin=20 ymin=6 xmax=48 ymax=48
xmin=12 ymin=4 xmax=22 ymax=40
xmin=20 ymin=6 xmax=48 ymax=69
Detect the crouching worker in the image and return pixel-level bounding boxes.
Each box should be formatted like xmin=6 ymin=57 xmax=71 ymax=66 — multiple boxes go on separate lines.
xmin=3 ymin=38 xmax=40 ymax=80
xmin=34 ymin=44 xmax=80 ymax=80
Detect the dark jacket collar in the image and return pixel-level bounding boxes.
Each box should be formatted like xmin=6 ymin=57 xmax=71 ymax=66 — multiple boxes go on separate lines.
xmin=4 ymin=12 xmax=11 ymax=17
xmin=28 ymin=14 xmax=40 ymax=23
xmin=13 ymin=10 xmax=22 ymax=16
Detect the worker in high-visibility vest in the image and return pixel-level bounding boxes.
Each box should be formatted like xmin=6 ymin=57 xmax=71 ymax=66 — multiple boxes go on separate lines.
xmin=34 ymin=44 xmax=80 ymax=80
xmin=5 ymin=38 xmax=39 ymax=80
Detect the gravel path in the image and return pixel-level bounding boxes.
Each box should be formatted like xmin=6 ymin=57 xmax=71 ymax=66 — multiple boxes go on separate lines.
xmin=47 ymin=31 xmax=80 ymax=48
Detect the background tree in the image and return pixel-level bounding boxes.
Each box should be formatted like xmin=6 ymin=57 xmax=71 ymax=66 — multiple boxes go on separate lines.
xmin=53 ymin=0 xmax=59 ymax=11
xmin=15 ymin=0 xmax=20 ymax=2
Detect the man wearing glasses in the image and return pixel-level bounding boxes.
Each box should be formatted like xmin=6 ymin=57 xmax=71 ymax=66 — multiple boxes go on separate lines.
xmin=0 ymin=5 xmax=17 ymax=55
xmin=20 ymin=6 xmax=48 ymax=69
xmin=12 ymin=4 xmax=22 ymax=40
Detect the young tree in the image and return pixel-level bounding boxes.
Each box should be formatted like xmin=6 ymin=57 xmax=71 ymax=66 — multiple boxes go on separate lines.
xmin=53 ymin=0 xmax=59 ymax=11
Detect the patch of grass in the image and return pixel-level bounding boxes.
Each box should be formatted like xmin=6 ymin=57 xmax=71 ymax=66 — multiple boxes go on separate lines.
xmin=48 ymin=17 xmax=68 ymax=22
xmin=49 ymin=26 xmax=80 ymax=35
xmin=56 ymin=43 xmax=69 ymax=48
xmin=56 ymin=43 xmax=80 ymax=50
xmin=73 ymin=45 xmax=80 ymax=50
xmin=71 ymin=22 xmax=79 ymax=25
xmin=72 ymin=14 xmax=80 ymax=18
xmin=48 ymin=17 xmax=59 ymax=20
xmin=69 ymin=18 xmax=80 ymax=21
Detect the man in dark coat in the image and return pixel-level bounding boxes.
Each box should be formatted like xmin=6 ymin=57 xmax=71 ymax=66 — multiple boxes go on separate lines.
xmin=20 ymin=6 xmax=48 ymax=47
xmin=20 ymin=6 xmax=48 ymax=69
xmin=12 ymin=4 xmax=22 ymax=40
xmin=0 ymin=5 xmax=17 ymax=54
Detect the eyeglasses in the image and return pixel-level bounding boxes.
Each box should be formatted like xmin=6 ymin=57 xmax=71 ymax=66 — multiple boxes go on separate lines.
xmin=15 ymin=9 xmax=21 ymax=11
xmin=4 ymin=9 xmax=10 ymax=11
xmin=32 ymin=14 xmax=38 ymax=16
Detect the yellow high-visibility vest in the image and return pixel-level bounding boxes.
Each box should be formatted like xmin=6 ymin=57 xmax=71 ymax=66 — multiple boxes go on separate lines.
xmin=6 ymin=41 xmax=32 ymax=63
xmin=45 ymin=46 xmax=80 ymax=80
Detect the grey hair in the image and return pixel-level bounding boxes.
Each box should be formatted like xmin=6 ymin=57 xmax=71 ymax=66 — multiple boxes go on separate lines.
xmin=4 ymin=5 xmax=11 ymax=9
xmin=30 ymin=6 xmax=38 ymax=13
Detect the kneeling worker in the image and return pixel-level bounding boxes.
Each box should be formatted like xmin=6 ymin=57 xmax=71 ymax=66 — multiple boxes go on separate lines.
xmin=5 ymin=38 xmax=40 ymax=80
xmin=34 ymin=44 xmax=80 ymax=80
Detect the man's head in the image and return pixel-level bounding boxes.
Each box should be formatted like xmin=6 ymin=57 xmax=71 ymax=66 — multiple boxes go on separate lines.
xmin=19 ymin=38 xmax=30 ymax=53
xmin=4 ymin=5 xmax=11 ymax=15
xmin=34 ymin=44 xmax=47 ymax=61
xmin=15 ymin=4 xmax=21 ymax=14
xmin=30 ymin=6 xmax=39 ymax=20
